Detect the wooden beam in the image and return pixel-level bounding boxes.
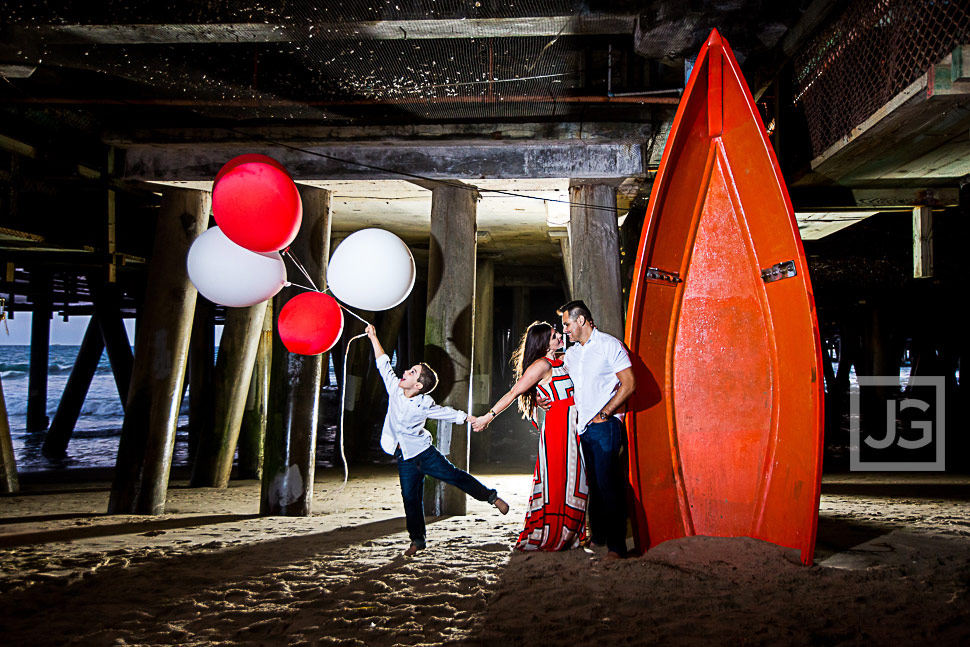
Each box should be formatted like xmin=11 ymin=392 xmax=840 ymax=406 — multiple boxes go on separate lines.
xmin=913 ymin=206 xmax=934 ymax=279
xmin=807 ymin=64 xmax=970 ymax=185
xmin=790 ymin=186 xmax=959 ymax=210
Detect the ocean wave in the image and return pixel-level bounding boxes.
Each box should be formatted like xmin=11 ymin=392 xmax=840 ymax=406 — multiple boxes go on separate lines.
xmin=0 ymin=362 xmax=115 ymax=379
xmin=80 ymin=401 xmax=126 ymax=416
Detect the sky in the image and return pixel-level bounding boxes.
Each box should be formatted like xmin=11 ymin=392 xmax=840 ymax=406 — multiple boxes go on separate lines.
xmin=0 ymin=313 xmax=138 ymax=346
xmin=0 ymin=313 xmax=228 ymax=347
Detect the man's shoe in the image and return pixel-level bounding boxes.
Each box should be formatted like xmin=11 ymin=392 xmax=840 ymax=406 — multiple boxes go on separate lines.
xmin=493 ymin=497 xmax=510 ymax=515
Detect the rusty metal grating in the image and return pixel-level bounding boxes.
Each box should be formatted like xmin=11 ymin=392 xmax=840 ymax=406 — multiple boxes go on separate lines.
xmin=793 ymin=0 xmax=970 ymax=158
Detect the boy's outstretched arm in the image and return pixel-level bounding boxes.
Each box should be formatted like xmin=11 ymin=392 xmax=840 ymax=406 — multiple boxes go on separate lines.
xmin=365 ymin=324 xmax=385 ymax=357
xmin=367 ymin=324 xmax=400 ymax=396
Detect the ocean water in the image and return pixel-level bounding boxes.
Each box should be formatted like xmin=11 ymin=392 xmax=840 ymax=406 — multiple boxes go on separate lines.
xmin=2 ymin=345 xmax=343 ymax=473
xmin=1 ymin=344 xmax=189 ymax=472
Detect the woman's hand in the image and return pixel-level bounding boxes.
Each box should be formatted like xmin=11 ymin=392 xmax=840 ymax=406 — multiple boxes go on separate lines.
xmin=472 ymin=412 xmax=493 ymax=432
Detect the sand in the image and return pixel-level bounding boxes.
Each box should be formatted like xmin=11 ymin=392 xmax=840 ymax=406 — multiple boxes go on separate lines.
xmin=1 ymin=469 xmax=969 ymax=646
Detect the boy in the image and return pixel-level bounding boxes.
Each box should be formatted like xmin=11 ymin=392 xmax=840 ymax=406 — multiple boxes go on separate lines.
xmin=365 ymin=324 xmax=509 ymax=557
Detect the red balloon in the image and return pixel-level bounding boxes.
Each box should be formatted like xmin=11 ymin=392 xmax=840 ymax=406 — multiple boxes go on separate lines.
xmin=214 ymin=153 xmax=289 ymax=185
xmin=278 ymin=292 xmax=344 ymax=355
xmin=212 ymin=154 xmax=302 ymax=253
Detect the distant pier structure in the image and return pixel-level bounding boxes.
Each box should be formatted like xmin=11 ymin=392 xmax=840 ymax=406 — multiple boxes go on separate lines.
xmin=1 ymin=0 xmax=968 ymax=503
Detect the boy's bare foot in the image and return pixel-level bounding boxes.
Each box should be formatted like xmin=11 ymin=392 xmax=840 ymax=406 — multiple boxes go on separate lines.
xmin=493 ymin=497 xmax=510 ymax=515
xmin=404 ymin=543 xmax=423 ymax=557
xmin=603 ymin=551 xmax=623 ymax=561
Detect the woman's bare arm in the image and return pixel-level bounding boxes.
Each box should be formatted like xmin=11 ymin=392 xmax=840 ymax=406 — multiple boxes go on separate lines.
xmin=472 ymin=358 xmax=551 ymax=431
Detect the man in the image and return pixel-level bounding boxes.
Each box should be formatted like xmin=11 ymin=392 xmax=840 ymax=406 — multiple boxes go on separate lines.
xmin=558 ymin=299 xmax=636 ymax=560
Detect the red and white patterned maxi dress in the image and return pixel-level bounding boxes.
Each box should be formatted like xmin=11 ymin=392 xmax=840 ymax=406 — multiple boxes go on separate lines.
xmin=515 ymin=358 xmax=588 ymax=551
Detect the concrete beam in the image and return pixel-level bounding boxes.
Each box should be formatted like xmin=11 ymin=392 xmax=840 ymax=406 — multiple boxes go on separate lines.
xmin=124 ymin=142 xmax=645 ymax=182
xmin=108 ymin=122 xmax=655 ymax=146
xmin=22 ymin=15 xmax=637 ymax=45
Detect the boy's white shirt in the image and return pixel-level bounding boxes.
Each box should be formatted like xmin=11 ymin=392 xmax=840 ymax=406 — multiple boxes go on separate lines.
xmin=375 ymin=354 xmax=468 ymax=459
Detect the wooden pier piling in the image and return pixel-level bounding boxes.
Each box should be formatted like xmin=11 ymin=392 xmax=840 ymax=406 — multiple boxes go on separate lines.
xmin=42 ymin=314 xmax=105 ymax=458
xmin=96 ymin=284 xmax=134 ymax=408
xmin=188 ymin=298 xmax=216 ymax=464
xmin=260 ymin=186 xmax=331 ymax=516
xmin=0 ymin=374 xmax=18 ymax=493
xmin=108 ymin=187 xmax=209 ymax=515
xmin=237 ymin=301 xmax=273 ymax=480
xmin=191 ymin=300 xmax=267 ymax=487
xmin=27 ymin=282 xmax=51 ymax=433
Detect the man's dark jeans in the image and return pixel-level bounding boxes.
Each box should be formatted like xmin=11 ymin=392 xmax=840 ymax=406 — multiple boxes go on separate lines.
xmin=396 ymin=446 xmax=497 ymax=548
xmin=580 ymin=416 xmax=628 ymax=556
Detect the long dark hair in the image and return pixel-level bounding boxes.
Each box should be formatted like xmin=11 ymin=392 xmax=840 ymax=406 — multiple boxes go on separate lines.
xmin=510 ymin=321 xmax=554 ymax=417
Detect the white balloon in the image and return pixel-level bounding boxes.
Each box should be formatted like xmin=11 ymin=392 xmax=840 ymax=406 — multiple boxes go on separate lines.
xmin=187 ymin=226 xmax=287 ymax=307
xmin=328 ymin=228 xmax=416 ymax=311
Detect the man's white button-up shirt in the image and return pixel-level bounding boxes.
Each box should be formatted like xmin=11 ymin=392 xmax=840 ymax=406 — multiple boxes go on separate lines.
xmin=375 ymin=354 xmax=468 ymax=458
xmin=564 ymin=327 xmax=632 ymax=434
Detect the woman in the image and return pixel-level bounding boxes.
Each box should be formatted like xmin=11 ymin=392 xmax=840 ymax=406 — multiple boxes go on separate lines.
xmin=473 ymin=321 xmax=587 ymax=551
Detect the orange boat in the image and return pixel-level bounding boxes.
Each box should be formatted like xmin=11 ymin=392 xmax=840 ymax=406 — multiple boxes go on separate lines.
xmin=623 ymin=29 xmax=824 ymax=565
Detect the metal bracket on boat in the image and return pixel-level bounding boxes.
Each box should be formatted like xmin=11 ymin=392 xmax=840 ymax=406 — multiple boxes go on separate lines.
xmin=645 ymin=267 xmax=683 ymax=284
xmin=761 ymin=260 xmax=797 ymax=284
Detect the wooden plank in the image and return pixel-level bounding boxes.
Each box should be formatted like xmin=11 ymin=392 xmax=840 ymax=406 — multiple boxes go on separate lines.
xmin=790 ymin=186 xmax=958 ymax=210
xmin=913 ymin=206 xmax=933 ymax=279
xmin=876 ymin=136 xmax=970 ymax=180
xmin=795 ymin=211 xmax=876 ymax=240
xmin=811 ymin=91 xmax=970 ymax=183
xmin=953 ymin=45 xmax=970 ymax=83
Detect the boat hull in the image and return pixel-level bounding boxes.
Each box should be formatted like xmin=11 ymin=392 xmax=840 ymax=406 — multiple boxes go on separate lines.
xmin=624 ymin=30 xmax=824 ymax=565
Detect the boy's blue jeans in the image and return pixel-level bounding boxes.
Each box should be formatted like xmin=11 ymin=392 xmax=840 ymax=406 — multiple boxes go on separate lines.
xmin=396 ymin=445 xmax=497 ymax=548
xmin=580 ymin=416 xmax=628 ymax=556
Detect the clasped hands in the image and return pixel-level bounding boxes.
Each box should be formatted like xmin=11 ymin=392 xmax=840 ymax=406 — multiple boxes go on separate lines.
xmin=470 ymin=394 xmax=552 ymax=432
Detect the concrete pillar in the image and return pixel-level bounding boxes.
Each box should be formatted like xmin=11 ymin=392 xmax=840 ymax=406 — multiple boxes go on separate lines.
xmin=0 ymin=374 xmax=18 ymax=493
xmin=549 ymin=230 xmax=572 ymax=297
xmin=471 ymin=258 xmax=494 ymax=464
xmin=237 ymin=301 xmax=273 ymax=480
xmin=260 ymin=185 xmax=331 ymax=516
xmin=511 ymin=286 xmax=531 ymax=341
xmin=407 ymin=277 xmax=428 ymax=371
xmin=424 ymin=183 xmax=478 ymax=516
xmin=27 ymin=283 xmax=51 ymax=433
xmin=191 ymin=300 xmax=268 ymax=487
xmin=109 ymin=187 xmax=209 ymax=515
xmin=340 ymin=308 xmax=375 ymax=464
xmin=568 ymin=182 xmax=624 ymax=339
xmin=43 ymin=314 xmax=104 ymax=458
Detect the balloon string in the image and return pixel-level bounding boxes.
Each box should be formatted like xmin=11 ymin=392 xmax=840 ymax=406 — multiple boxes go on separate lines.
xmin=282 ymin=250 xmax=320 ymax=292
xmin=284 ymin=281 xmax=317 ymax=292
xmin=336 ymin=302 xmax=370 ymax=326
xmin=334 ymin=332 xmax=368 ymax=495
